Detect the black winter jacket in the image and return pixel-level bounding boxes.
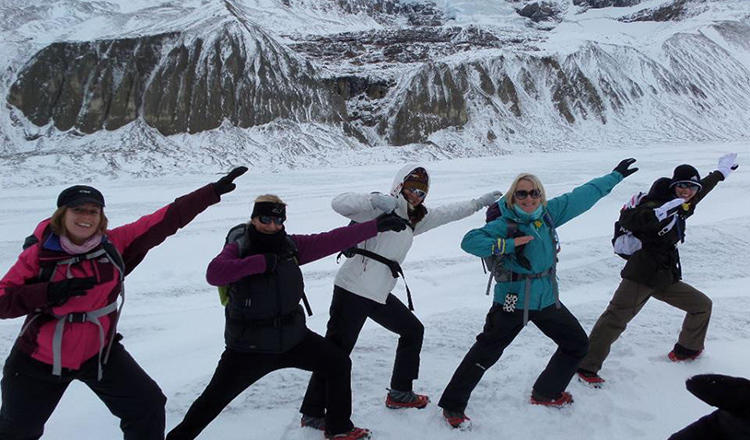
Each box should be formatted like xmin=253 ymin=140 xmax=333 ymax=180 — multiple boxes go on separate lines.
xmin=619 ymin=171 xmax=723 ymax=290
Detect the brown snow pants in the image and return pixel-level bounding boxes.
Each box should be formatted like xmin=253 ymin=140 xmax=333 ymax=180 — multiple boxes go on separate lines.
xmin=580 ymin=279 xmax=712 ymax=373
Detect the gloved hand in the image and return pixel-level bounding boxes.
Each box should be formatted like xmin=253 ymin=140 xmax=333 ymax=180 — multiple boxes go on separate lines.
xmin=614 ymin=158 xmax=638 ymax=178
xmin=717 ymin=152 xmax=739 ymax=179
xmin=686 ymin=374 xmax=750 ymax=419
xmin=370 ymin=192 xmax=397 ymax=213
xmin=653 ymin=198 xmax=685 ymax=221
xmin=263 ymin=254 xmax=277 ymax=273
xmin=213 ymin=166 xmax=249 ymax=195
xmin=477 ymin=190 xmax=503 ymax=207
xmin=376 ymin=212 xmax=410 ymax=233
xmin=47 ymin=277 xmax=96 ymax=306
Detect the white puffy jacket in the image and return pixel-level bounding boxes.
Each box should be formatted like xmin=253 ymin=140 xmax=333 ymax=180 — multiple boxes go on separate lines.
xmin=333 ymin=164 xmax=485 ymax=304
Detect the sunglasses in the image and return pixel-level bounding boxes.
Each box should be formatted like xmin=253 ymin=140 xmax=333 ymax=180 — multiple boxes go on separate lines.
xmin=258 ymin=215 xmax=285 ymax=226
xmin=404 ymin=188 xmax=427 ymax=199
xmin=514 ymin=189 xmax=542 ymax=200
xmin=674 ymin=182 xmax=700 ymax=191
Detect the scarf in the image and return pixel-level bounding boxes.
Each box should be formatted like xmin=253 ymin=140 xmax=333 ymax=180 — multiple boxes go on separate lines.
xmin=60 ymin=233 xmax=103 ymax=255
xmin=246 ymin=225 xmax=288 ymax=255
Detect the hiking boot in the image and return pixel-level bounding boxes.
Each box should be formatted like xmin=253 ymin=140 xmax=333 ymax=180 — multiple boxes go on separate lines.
xmin=442 ymin=409 xmax=472 ymax=431
xmin=668 ymin=344 xmax=702 ymax=362
xmin=325 ymin=427 xmax=371 ymax=440
xmin=300 ymin=414 xmax=325 ymax=431
xmin=385 ymin=389 xmax=430 ymax=409
xmin=577 ymin=368 xmax=605 ymax=388
xmin=530 ymin=390 xmax=574 ymax=407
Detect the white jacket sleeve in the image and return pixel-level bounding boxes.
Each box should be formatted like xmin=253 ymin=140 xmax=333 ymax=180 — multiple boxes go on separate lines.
xmin=331 ymin=192 xmax=381 ymax=223
xmin=413 ymin=198 xmax=482 ymax=236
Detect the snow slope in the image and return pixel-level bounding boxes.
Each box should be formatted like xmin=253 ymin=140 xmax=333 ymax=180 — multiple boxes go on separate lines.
xmin=0 ymin=140 xmax=747 ymax=439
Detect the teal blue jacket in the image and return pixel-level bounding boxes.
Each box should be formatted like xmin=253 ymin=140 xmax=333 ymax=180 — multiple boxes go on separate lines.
xmin=461 ymin=171 xmax=623 ymax=309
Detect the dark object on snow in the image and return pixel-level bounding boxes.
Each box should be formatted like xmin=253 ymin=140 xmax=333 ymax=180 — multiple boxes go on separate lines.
xmin=668 ymin=374 xmax=750 ymax=440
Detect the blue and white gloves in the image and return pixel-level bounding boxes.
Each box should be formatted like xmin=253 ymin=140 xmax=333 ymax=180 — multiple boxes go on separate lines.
xmin=654 ymin=198 xmax=685 ymax=222
xmin=717 ymin=153 xmax=739 ymax=179
xmin=371 ymin=192 xmax=397 ymax=213
xmin=477 ymin=190 xmax=504 ymax=207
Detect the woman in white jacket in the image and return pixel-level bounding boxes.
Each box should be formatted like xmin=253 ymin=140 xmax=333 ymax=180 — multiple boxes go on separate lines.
xmin=299 ymin=164 xmax=502 ymax=430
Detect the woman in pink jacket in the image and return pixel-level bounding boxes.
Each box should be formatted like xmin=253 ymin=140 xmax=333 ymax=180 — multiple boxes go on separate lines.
xmin=0 ymin=167 xmax=246 ymax=440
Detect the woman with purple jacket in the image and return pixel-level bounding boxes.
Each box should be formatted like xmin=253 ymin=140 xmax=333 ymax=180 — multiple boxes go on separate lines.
xmin=167 ymin=195 xmax=409 ymax=440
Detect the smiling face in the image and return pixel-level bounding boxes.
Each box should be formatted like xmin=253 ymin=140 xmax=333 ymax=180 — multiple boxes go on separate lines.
xmin=402 ymin=187 xmax=426 ymax=206
xmin=63 ymin=203 xmax=102 ymax=245
xmin=251 ymin=216 xmax=284 ymax=234
xmin=513 ymin=179 xmax=542 ymax=213
xmin=674 ymin=184 xmax=699 ymax=203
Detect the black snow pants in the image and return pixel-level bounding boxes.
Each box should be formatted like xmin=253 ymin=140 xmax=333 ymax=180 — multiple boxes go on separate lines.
xmin=0 ymin=339 xmax=167 ymax=440
xmin=166 ymin=329 xmax=354 ymax=439
xmin=300 ymin=285 xmax=424 ymax=418
xmin=438 ymin=302 xmax=588 ymax=413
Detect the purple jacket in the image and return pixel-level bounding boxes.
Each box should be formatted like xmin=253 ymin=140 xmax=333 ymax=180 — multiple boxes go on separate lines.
xmin=207 ymin=220 xmax=379 ymax=285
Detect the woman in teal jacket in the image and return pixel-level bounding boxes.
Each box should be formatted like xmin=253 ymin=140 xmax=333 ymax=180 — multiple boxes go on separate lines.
xmin=438 ymin=159 xmax=638 ymax=430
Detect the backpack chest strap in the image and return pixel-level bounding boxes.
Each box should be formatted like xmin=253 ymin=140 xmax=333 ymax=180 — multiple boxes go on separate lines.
xmin=50 ymin=300 xmax=120 ymax=380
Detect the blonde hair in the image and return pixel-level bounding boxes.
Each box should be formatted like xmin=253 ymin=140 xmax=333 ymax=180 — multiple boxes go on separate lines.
xmin=49 ymin=206 xmax=109 ymax=237
xmin=254 ymin=194 xmax=285 ymax=205
xmin=503 ymin=173 xmax=547 ymax=209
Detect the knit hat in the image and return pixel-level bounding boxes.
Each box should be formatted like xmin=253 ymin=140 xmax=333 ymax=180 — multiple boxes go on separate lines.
xmin=669 ymin=164 xmax=702 ymax=191
xmin=403 ymin=167 xmax=429 ymax=193
xmin=57 ymin=185 xmax=105 ymax=208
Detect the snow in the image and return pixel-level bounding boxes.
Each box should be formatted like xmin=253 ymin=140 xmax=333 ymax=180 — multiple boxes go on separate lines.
xmin=1 ymin=140 xmax=748 ymax=439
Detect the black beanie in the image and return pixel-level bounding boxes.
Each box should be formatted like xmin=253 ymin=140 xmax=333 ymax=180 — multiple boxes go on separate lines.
xmin=669 ymin=164 xmax=702 ymax=190
xmin=57 ymin=185 xmax=105 ymax=208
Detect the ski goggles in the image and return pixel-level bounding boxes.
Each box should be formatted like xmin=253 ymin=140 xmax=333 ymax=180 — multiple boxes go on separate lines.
xmin=403 ymin=188 xmax=427 ymax=199
xmin=514 ymin=189 xmax=542 ymax=200
xmin=258 ymin=215 xmax=285 ymax=226
xmin=674 ymin=182 xmax=701 ymax=191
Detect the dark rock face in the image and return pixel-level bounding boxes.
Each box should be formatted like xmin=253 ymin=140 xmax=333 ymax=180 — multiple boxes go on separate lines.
xmin=7 ymin=23 xmax=346 ymax=135
xmin=518 ymin=2 xmax=563 ymax=23
xmin=620 ymin=0 xmax=688 ymax=22
xmin=573 ymin=0 xmax=642 ymax=7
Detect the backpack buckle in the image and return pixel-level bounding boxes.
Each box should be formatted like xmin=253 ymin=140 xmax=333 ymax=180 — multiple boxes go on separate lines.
xmin=66 ymin=313 xmax=88 ymax=323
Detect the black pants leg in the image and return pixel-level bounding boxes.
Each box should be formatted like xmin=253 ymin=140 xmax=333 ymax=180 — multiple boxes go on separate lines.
xmin=438 ymin=305 xmax=524 ymax=413
xmin=169 ymin=330 xmax=353 ymax=440
xmin=531 ymin=303 xmax=589 ymax=399
xmin=0 ymin=349 xmax=71 ymax=440
xmin=368 ymin=294 xmax=424 ymax=391
xmin=300 ymin=286 xmax=371 ymax=418
xmin=82 ymin=342 xmax=167 ymax=440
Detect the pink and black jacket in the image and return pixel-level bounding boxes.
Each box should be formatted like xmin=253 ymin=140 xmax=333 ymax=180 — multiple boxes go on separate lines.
xmin=0 ymin=184 xmax=220 ymax=376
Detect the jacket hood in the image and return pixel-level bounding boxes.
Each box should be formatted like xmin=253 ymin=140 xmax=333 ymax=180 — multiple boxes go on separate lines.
xmin=390 ymin=163 xmax=431 ymax=197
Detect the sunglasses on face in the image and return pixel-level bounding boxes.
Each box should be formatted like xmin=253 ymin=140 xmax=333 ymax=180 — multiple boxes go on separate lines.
xmin=675 ymin=182 xmax=700 ymax=191
xmin=258 ymin=215 xmax=285 ymax=226
xmin=404 ymin=188 xmax=427 ymax=199
xmin=514 ymin=189 xmax=542 ymax=200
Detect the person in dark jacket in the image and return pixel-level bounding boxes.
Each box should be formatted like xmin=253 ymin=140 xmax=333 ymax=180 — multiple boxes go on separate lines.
xmin=669 ymin=374 xmax=750 ymax=440
xmin=166 ymin=195 xmax=410 ymax=440
xmin=577 ymin=153 xmax=740 ymax=386
xmin=0 ymin=167 xmax=247 ymax=440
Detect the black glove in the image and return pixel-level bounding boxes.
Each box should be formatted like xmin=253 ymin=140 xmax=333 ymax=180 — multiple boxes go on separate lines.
xmin=686 ymin=374 xmax=750 ymax=419
xmin=614 ymin=158 xmax=638 ymax=178
xmin=213 ymin=166 xmax=248 ymax=195
xmin=376 ymin=212 xmax=410 ymax=233
xmin=47 ymin=277 xmax=96 ymax=306
xmin=263 ymin=254 xmax=277 ymax=273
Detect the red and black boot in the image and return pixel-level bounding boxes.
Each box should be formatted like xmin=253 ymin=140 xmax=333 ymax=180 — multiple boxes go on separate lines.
xmin=577 ymin=368 xmax=606 ymax=388
xmin=668 ymin=344 xmax=702 ymax=362
xmin=325 ymin=427 xmax=372 ymax=440
xmin=442 ymin=409 xmax=472 ymax=431
xmin=530 ymin=390 xmax=574 ymax=407
xmin=385 ymin=389 xmax=430 ymax=409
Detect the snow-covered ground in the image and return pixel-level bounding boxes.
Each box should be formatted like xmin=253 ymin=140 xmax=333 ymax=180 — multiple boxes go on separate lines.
xmin=0 ymin=140 xmax=748 ymax=439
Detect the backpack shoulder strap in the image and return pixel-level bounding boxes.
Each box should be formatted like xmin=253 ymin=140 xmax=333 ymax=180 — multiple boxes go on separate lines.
xmin=101 ymin=241 xmax=125 ymax=280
